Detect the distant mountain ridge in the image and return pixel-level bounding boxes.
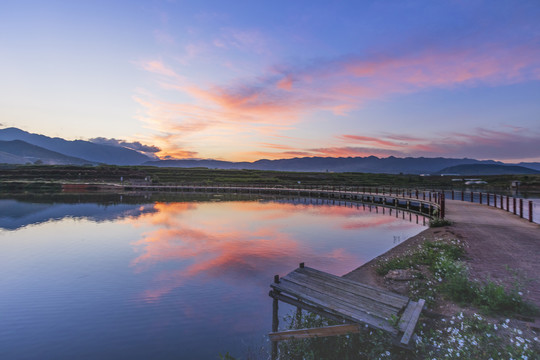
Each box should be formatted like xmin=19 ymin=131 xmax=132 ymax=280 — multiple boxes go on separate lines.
xmin=436 ymin=164 xmax=540 ymax=175
xmin=1 ymin=127 xmax=539 ymax=174
xmin=0 ymin=140 xmax=91 ymax=165
xmin=143 ymin=156 xmax=510 ymax=174
xmin=0 ymin=127 xmax=151 ymax=165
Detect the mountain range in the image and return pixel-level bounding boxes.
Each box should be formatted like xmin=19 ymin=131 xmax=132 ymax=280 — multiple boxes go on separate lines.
xmin=1 ymin=127 xmax=539 ymax=175
xmin=0 ymin=127 xmax=151 ymax=165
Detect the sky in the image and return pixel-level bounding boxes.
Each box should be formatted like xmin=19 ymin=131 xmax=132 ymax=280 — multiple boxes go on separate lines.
xmin=1 ymin=0 xmax=539 ymax=162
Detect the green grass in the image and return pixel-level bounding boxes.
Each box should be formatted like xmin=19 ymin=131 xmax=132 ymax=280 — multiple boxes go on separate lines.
xmin=375 ymin=239 xmax=464 ymax=276
xmin=2 ymin=164 xmax=540 ymax=191
xmin=429 ymin=218 xmax=453 ymax=227
xmin=376 ymin=239 xmax=538 ymax=317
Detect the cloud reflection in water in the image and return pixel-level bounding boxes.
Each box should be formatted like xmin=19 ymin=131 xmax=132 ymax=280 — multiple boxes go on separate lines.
xmin=129 ymin=200 xmax=425 ymax=303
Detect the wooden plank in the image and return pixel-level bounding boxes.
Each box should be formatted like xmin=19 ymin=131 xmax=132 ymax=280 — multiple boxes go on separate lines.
xmin=295 ymin=267 xmax=403 ymax=304
xmin=299 ymin=266 xmax=408 ymax=304
xmin=269 ymin=324 xmax=361 ymax=341
xmin=400 ymin=299 xmax=425 ymax=345
xmin=273 ymin=279 xmax=388 ymax=323
xmin=270 ymin=290 xmax=348 ymax=324
xmin=290 ymin=269 xmax=408 ymax=311
xmin=271 ymin=279 xmax=398 ymax=334
xmin=397 ymin=300 xmax=414 ymax=333
xmin=299 ymin=267 xmax=409 ymax=307
xmin=283 ymin=271 xmax=399 ymax=318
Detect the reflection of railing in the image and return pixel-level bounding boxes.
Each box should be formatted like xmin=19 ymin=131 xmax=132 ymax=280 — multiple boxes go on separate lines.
xmin=438 ymin=190 xmax=534 ymax=223
xmin=122 ymin=184 xmax=445 ymax=220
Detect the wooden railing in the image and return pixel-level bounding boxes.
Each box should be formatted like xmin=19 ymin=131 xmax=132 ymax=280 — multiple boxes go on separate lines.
xmin=441 ymin=190 xmax=534 ymax=223
xmin=121 ymin=183 xmax=445 ymax=220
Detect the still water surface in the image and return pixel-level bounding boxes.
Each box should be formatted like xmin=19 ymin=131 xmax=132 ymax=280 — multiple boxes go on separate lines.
xmin=0 ymin=194 xmax=426 ymax=359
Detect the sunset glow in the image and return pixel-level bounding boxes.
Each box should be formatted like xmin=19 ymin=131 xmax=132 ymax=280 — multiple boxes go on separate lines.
xmin=1 ymin=1 xmax=539 ymax=162
xmin=127 ymin=200 xmax=424 ymax=301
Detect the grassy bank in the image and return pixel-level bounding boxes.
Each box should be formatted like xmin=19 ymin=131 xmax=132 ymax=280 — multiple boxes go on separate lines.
xmin=270 ymin=238 xmax=539 ymax=360
xmin=1 ymin=164 xmax=539 ymax=193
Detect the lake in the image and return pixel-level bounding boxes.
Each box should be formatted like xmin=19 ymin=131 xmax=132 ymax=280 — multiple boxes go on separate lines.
xmin=0 ymin=193 xmax=427 ymax=359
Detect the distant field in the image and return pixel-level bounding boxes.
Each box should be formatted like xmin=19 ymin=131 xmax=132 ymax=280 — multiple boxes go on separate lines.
xmin=1 ymin=164 xmax=539 ymax=192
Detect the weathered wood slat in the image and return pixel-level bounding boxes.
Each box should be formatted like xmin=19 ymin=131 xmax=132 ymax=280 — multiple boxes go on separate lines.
xmin=299 ymin=267 xmax=409 ymax=306
xmin=277 ymin=277 xmax=397 ymax=321
xmin=269 ymin=265 xmax=425 ymax=347
xmin=397 ymin=300 xmax=414 ymax=333
xmin=283 ymin=271 xmax=399 ymax=318
xmin=272 ymin=279 xmax=398 ymax=334
xmin=400 ymin=299 xmax=425 ymax=345
xmin=297 ymin=267 xmax=408 ymax=304
xmin=270 ymin=290 xmax=347 ymax=324
xmin=284 ymin=272 xmax=398 ymax=318
xmin=269 ymin=324 xmax=361 ymax=341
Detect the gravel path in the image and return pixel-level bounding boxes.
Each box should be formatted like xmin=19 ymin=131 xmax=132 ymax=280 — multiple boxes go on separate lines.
xmin=345 ymin=199 xmax=540 ymax=308
xmin=444 ymin=199 xmax=540 ymax=306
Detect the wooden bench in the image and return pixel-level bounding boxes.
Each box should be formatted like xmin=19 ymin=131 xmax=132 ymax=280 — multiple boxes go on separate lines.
xmin=269 ymin=264 xmax=425 ymax=347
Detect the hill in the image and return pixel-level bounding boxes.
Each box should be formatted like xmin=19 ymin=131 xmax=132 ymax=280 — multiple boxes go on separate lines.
xmin=436 ymin=164 xmax=540 ymax=175
xmin=0 ymin=128 xmax=151 ymax=165
xmin=144 ymin=156 xmax=508 ymax=174
xmin=0 ymin=140 xmax=93 ymax=165
xmin=2 ymin=127 xmax=540 ymax=173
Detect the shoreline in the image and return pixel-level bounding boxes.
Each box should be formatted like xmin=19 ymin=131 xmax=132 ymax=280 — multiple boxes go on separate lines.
xmin=345 ymin=199 xmax=540 ymax=312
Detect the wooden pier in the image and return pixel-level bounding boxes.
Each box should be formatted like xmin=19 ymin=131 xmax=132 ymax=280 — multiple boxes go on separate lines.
xmin=122 ymin=184 xmax=445 ymax=220
xmin=269 ymin=263 xmax=425 ymax=357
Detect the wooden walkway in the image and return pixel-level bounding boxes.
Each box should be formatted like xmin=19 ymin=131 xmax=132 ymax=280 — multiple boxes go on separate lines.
xmin=269 ymin=264 xmax=424 ymax=349
xmin=121 ymin=184 xmax=444 ymax=219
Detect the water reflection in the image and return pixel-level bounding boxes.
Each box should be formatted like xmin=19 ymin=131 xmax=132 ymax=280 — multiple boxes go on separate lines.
xmin=0 ymin=197 xmax=156 ymax=231
xmin=129 ymin=200 xmax=424 ymax=303
xmin=0 ymin=194 xmax=427 ymax=359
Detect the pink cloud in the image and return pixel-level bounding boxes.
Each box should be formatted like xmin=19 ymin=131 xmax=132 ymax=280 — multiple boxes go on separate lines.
xmin=308 ymin=146 xmax=404 ymax=158
xmin=139 ymin=41 xmax=540 ymax=133
xmin=276 ymin=76 xmax=294 ymax=91
xmin=339 ymin=135 xmax=399 ymax=148
xmin=134 ymin=33 xmax=540 ymax=161
xmin=137 ymin=60 xmax=181 ymax=79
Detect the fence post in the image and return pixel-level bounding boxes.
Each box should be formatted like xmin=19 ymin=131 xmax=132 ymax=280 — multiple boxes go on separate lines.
xmin=506 ymin=196 xmax=509 ymax=212
xmin=520 ymin=199 xmax=524 ymax=218
xmin=471 ymin=192 xmax=474 ymax=202
xmin=440 ymin=193 xmax=445 ymax=219
xmin=479 ymin=192 xmax=483 ymax=204
xmin=513 ymin=198 xmax=517 ymax=215
xmin=451 ymin=190 xmax=455 ymax=200
xmin=529 ymin=201 xmax=533 ymax=222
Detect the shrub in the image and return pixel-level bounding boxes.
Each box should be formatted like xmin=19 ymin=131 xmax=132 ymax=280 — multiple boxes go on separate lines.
xmin=429 ymin=218 xmax=453 ymax=227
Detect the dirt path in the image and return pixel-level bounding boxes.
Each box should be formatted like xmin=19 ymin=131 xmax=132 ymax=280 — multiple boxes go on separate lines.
xmin=444 ymin=200 xmax=540 ymax=306
xmin=345 ymin=199 xmax=540 ymax=308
